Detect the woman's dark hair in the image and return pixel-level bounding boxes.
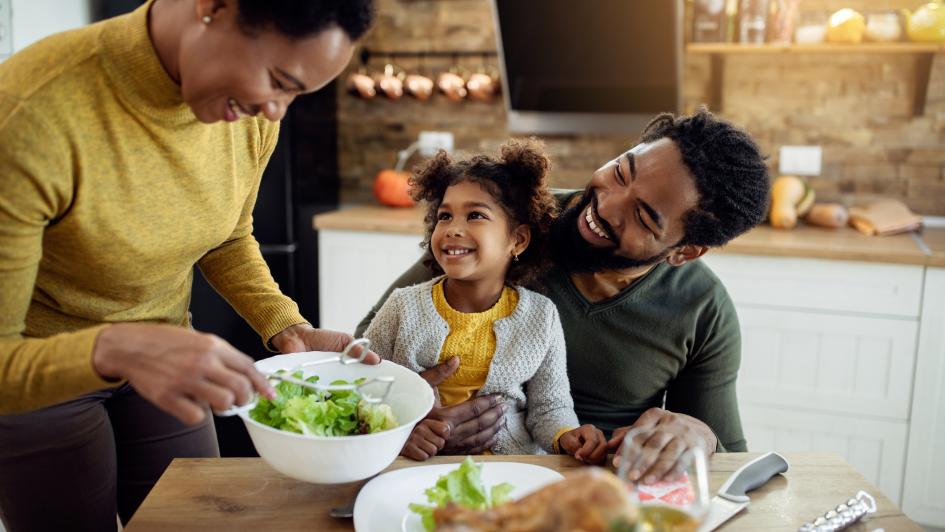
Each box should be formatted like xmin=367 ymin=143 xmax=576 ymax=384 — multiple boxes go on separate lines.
xmin=410 ymin=139 xmax=558 ymax=288
xmin=236 ymin=0 xmax=375 ymax=41
xmin=641 ymin=107 xmax=770 ymax=248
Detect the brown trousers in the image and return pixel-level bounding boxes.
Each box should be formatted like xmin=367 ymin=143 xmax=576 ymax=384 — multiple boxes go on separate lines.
xmin=0 ymin=384 xmax=218 ymax=532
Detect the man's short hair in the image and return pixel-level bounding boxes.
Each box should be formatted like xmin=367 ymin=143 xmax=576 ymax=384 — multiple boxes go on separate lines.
xmin=641 ymin=107 xmax=770 ymax=248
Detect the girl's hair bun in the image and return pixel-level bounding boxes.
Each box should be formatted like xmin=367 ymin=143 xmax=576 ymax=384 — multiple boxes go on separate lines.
xmin=499 ymin=137 xmax=550 ymax=188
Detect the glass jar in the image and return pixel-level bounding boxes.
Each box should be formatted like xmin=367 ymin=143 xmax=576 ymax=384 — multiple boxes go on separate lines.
xmin=693 ymin=0 xmax=728 ymax=42
xmin=739 ymin=0 xmax=770 ymax=43
xmin=865 ymin=11 xmax=903 ymax=42
xmin=769 ymin=0 xmax=801 ymax=43
xmin=795 ymin=11 xmax=828 ymax=44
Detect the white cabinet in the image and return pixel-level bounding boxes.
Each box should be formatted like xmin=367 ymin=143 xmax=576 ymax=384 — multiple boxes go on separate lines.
xmin=702 ymin=254 xmax=926 ymax=508
xmin=737 ymin=308 xmax=918 ymax=420
xmin=703 ymin=255 xmax=924 ymax=318
xmin=740 ymin=406 xmax=908 ymax=503
xmin=318 ymin=229 xmax=424 ymax=334
xmin=902 ymin=267 xmax=945 ymax=528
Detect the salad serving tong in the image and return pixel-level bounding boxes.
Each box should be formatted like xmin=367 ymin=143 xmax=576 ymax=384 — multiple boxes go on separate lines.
xmin=216 ymin=339 xmax=396 ymax=417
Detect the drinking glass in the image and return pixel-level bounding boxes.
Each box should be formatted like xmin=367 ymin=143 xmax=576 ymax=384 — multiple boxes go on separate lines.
xmin=615 ymin=427 xmax=710 ymax=532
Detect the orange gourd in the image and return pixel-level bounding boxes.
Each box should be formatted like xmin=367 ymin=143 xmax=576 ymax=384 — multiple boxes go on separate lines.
xmin=373 ymin=169 xmax=414 ymax=207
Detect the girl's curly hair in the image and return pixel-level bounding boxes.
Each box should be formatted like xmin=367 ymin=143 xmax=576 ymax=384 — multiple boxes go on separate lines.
xmin=409 ymin=138 xmax=558 ymax=288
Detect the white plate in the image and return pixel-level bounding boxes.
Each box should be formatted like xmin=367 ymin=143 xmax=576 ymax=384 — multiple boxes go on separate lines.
xmin=353 ymin=461 xmax=564 ymax=532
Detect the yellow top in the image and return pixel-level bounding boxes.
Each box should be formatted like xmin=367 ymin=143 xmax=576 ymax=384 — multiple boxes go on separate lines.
xmin=0 ymin=2 xmax=307 ymax=414
xmin=432 ymin=280 xmax=518 ymax=406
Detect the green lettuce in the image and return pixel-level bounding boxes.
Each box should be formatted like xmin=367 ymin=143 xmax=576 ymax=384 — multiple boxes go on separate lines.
xmin=248 ymin=371 xmax=397 ymax=436
xmin=408 ymin=457 xmax=514 ymax=531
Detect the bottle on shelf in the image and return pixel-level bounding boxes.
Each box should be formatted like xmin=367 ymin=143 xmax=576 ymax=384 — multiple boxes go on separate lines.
xmin=693 ymin=0 xmax=727 ymax=42
xmin=739 ymin=0 xmax=770 ymax=43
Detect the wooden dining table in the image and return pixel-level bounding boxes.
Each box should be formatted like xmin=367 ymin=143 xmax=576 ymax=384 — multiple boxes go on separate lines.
xmin=124 ymin=452 xmax=920 ymax=531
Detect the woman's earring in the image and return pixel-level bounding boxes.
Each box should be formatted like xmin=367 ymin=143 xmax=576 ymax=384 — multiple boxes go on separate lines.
xmin=202 ymin=15 xmax=212 ymax=24
xmin=512 ymin=253 xmax=519 ymax=262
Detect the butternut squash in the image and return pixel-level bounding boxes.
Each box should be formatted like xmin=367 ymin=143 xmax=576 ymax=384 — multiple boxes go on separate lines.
xmin=804 ymin=203 xmax=849 ymax=229
xmin=769 ymin=175 xmax=809 ymax=229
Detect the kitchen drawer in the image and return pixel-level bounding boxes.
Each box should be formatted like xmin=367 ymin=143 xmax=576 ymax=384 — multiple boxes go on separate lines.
xmin=701 ymin=254 xmax=924 ymax=318
xmin=736 ymin=307 xmax=918 ymax=421
xmin=318 ymin=230 xmax=424 ymax=334
xmin=740 ymin=405 xmax=907 ymax=504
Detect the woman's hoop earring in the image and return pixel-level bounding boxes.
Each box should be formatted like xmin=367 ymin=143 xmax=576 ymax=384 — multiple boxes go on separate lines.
xmin=202 ymin=15 xmax=212 ymax=24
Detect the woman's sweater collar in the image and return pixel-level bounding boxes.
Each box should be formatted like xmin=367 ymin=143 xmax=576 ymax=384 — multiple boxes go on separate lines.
xmin=99 ymin=0 xmax=196 ymax=125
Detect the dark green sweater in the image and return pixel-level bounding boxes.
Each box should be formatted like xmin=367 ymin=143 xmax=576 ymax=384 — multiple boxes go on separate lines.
xmin=354 ymin=195 xmax=747 ymax=452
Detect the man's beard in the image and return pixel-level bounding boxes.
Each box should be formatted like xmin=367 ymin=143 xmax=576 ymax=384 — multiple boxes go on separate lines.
xmin=550 ymin=191 xmax=670 ymax=274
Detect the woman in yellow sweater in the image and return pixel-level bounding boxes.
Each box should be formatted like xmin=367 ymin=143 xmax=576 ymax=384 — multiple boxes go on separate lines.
xmin=0 ymin=0 xmax=376 ymax=529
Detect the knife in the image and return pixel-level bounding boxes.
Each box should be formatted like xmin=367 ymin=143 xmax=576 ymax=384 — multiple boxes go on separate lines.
xmin=697 ymin=452 xmax=789 ymax=532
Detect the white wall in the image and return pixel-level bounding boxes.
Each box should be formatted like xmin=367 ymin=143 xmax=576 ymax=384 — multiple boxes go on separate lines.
xmin=11 ymin=0 xmax=93 ymax=52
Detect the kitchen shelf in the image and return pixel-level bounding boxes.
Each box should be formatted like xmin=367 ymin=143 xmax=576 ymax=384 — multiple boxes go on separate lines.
xmin=687 ymin=42 xmax=945 ymax=54
xmin=685 ymin=42 xmax=945 ymax=116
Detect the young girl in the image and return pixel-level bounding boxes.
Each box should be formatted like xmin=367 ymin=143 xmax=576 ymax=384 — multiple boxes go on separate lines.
xmin=363 ymin=139 xmax=606 ymax=463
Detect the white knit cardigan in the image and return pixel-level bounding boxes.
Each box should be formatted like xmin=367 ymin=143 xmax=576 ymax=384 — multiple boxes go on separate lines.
xmin=362 ymin=277 xmax=579 ymax=455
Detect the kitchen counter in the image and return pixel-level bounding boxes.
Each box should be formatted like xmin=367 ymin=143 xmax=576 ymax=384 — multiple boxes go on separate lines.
xmin=314 ymin=205 xmax=426 ymax=234
xmin=313 ymin=205 xmax=940 ymax=266
xmin=919 ymin=227 xmax=945 ymax=268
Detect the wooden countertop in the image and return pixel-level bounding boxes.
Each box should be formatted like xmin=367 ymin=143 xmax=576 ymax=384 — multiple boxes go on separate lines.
xmin=125 ymin=452 xmax=919 ymax=532
xmin=314 ymin=205 xmax=941 ymax=266
xmin=314 ymin=205 xmax=427 ymax=234
xmin=919 ymin=227 xmax=945 ymax=268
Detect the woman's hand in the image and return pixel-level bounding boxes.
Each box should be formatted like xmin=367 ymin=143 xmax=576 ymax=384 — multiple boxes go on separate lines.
xmin=92 ymin=323 xmax=276 ymax=425
xmin=269 ymin=323 xmax=380 ymax=364
xmin=607 ymin=407 xmax=718 ymax=484
xmin=558 ymin=424 xmax=608 ymax=464
xmin=418 ymin=357 xmax=506 ymax=454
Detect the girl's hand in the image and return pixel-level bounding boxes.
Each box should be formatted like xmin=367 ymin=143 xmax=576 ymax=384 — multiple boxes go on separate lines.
xmin=558 ymin=424 xmax=608 ymax=464
xmin=270 ymin=324 xmax=380 ymax=364
xmin=401 ymin=419 xmax=451 ymax=461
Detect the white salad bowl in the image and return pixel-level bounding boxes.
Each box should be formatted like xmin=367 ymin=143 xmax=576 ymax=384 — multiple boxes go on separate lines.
xmin=235 ymin=351 xmax=435 ymax=484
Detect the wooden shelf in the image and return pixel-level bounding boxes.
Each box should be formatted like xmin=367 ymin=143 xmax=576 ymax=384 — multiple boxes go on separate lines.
xmin=686 ymin=42 xmax=943 ymax=116
xmin=687 ymin=42 xmax=945 ymax=54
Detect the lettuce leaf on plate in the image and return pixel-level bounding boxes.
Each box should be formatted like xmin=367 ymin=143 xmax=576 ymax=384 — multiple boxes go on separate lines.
xmin=408 ymin=457 xmax=514 ymax=531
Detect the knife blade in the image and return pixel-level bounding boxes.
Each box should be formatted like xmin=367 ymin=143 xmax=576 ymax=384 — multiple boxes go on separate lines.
xmin=697 ymin=451 xmax=789 ymax=532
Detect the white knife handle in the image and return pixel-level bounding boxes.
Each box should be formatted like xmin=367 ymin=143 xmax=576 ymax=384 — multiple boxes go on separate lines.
xmin=718 ymin=452 xmax=789 ymax=503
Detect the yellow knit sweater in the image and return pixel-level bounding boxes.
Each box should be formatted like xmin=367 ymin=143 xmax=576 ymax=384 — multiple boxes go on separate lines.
xmin=0 ymin=3 xmax=307 ymax=414
xmin=432 ymin=280 xmax=518 ymax=406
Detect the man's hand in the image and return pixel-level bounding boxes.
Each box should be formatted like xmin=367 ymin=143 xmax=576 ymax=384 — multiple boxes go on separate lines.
xmin=401 ymin=419 xmax=451 ymax=461
xmin=270 ymin=324 xmax=380 ymax=364
xmin=557 ymin=424 xmax=608 ymax=464
xmin=607 ymin=407 xmax=718 ymax=484
xmin=92 ymin=323 xmax=276 ymax=426
xmin=419 ymin=357 xmax=506 ymax=455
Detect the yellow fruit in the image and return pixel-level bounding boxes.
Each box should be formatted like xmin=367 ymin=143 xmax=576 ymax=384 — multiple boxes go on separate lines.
xmin=827 ymin=8 xmax=866 ymax=43
xmin=905 ymin=2 xmax=945 ymax=43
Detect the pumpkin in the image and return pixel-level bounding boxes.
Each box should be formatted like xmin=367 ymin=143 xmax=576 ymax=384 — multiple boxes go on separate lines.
xmin=373 ymin=169 xmax=414 ymax=207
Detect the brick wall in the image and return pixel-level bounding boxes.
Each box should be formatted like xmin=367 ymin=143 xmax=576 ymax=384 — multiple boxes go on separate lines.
xmin=336 ymin=0 xmax=945 ymax=215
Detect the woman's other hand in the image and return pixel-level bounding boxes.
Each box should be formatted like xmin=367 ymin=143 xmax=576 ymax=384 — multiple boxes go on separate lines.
xmin=269 ymin=323 xmax=380 ymax=364
xmin=91 ymin=323 xmax=276 ymax=425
